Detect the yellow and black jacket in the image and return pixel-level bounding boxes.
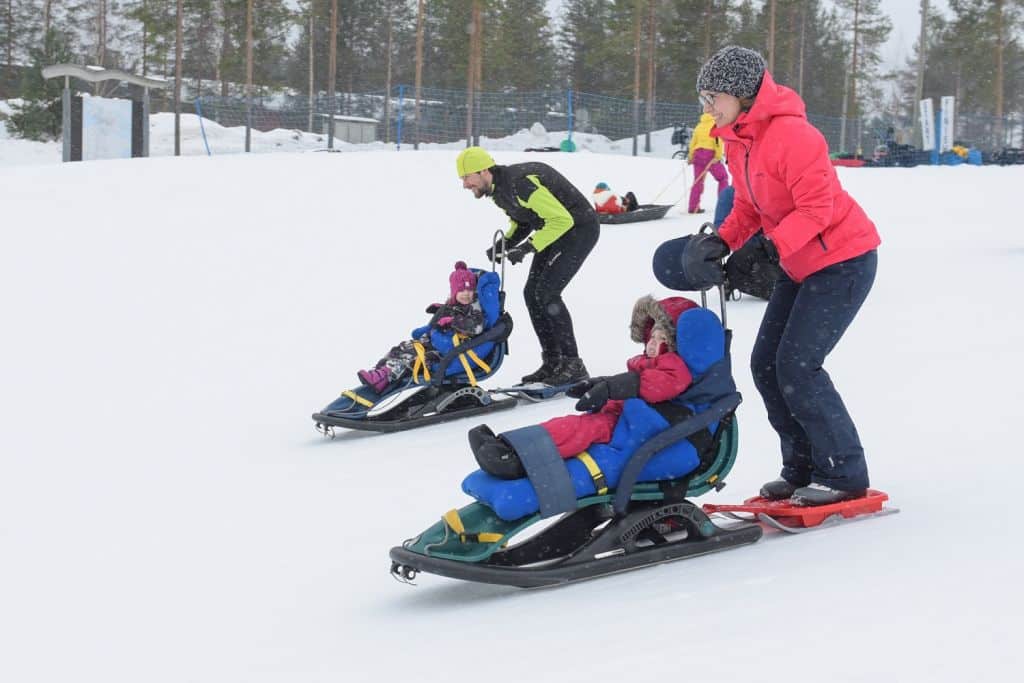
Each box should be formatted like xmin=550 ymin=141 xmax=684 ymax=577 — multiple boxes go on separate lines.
xmin=489 ymin=162 xmax=598 ymax=252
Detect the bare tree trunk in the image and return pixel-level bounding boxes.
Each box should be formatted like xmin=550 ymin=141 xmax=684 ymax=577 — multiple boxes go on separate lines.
xmin=703 ymin=0 xmax=712 ymax=61
xmin=994 ymin=0 xmax=1005 ymax=146
xmin=43 ymin=0 xmax=52 ymax=39
xmin=632 ymin=0 xmax=641 ymax=156
xmin=798 ymin=0 xmax=807 ymax=94
xmin=767 ymin=0 xmax=776 ymax=73
xmin=308 ymin=1 xmax=314 ymax=133
xmin=219 ymin=0 xmax=230 ymax=97
xmin=473 ymin=5 xmax=482 ymax=146
xmin=6 ymin=0 xmax=13 ymax=65
xmin=645 ymin=0 xmax=655 ymax=153
xmin=245 ymin=0 xmax=253 ymax=152
xmin=466 ymin=1 xmax=480 ymax=147
xmin=328 ymin=0 xmax=337 ymax=147
xmin=847 ymin=0 xmax=860 ymax=126
xmin=96 ymin=0 xmax=108 ymax=93
xmin=912 ymin=0 xmax=928 ymax=142
xmin=414 ymin=0 xmax=425 ymax=149
xmin=384 ymin=2 xmax=393 ymax=143
xmin=174 ymin=0 xmax=183 ymax=155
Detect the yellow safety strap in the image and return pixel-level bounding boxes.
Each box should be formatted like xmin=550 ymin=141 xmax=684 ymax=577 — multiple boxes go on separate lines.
xmin=411 ymin=341 xmax=431 ymax=384
xmin=577 ymin=451 xmax=608 ymax=495
xmin=341 ymin=389 xmax=374 ymax=408
xmin=451 ymin=335 xmax=492 ymax=387
xmin=443 ymin=509 xmax=504 ymax=544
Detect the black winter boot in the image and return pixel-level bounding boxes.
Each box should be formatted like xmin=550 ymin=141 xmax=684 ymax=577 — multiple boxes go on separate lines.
xmin=468 ymin=424 xmax=527 ymax=480
xmin=791 ymin=483 xmax=865 ymax=507
xmin=543 ymin=357 xmax=590 ymax=387
xmin=521 ymin=353 xmax=561 ymax=384
xmin=759 ymin=477 xmax=799 ymax=500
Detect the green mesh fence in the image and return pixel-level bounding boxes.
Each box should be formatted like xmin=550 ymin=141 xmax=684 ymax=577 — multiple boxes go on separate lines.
xmin=178 ymin=85 xmax=1022 ymax=158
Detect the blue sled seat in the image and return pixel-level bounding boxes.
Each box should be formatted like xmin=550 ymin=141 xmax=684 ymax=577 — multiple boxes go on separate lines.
xmin=463 ymin=306 xmax=738 ymax=521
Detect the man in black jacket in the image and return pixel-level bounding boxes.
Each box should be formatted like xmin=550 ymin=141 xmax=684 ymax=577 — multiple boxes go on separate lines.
xmin=457 ymin=146 xmax=599 ymax=386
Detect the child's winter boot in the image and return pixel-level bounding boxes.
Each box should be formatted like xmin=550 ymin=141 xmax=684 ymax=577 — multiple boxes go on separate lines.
xmin=357 ymin=366 xmax=392 ymax=394
xmin=468 ymin=424 xmax=526 ymax=480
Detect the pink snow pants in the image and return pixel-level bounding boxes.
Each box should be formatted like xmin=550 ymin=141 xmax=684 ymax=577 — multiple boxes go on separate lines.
xmin=688 ymin=148 xmax=729 ymax=213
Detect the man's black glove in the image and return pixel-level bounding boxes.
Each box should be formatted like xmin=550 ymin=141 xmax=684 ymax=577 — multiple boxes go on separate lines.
xmin=485 ymin=243 xmax=504 ymax=263
xmin=425 ymin=303 xmax=442 ymax=314
xmin=574 ymin=372 xmax=641 ymax=412
xmin=760 ymin=236 xmax=779 ymax=264
xmin=505 ymin=242 xmax=535 ymax=265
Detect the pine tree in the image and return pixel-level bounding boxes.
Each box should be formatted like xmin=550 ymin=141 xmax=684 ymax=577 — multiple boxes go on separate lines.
xmin=7 ymin=28 xmax=77 ymax=140
xmin=487 ymin=0 xmax=558 ymax=92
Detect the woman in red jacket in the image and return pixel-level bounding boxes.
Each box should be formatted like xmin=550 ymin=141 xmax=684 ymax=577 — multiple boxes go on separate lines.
xmin=695 ymin=46 xmax=881 ymax=506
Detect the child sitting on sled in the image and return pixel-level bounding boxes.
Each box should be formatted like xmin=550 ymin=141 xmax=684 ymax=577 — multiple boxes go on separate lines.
xmin=468 ymin=295 xmax=696 ymax=478
xmin=592 ymin=182 xmax=639 ymax=215
xmin=358 ymin=261 xmax=485 ymax=393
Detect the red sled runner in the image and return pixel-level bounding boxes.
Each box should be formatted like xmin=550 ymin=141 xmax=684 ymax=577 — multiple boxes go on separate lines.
xmin=703 ymin=489 xmax=897 ymax=534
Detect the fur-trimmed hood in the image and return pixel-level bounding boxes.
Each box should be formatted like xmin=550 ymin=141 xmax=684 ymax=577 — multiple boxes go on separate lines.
xmin=630 ymin=295 xmax=699 ymax=352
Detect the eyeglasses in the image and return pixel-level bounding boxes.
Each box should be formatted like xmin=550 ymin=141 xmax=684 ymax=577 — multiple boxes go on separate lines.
xmin=698 ymin=92 xmax=718 ymax=108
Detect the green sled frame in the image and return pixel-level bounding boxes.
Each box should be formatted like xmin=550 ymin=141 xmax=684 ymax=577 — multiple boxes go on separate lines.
xmin=389 ymin=419 xmax=762 ymax=588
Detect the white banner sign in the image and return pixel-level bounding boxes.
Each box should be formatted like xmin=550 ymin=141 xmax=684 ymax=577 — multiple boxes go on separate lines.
xmin=83 ymin=96 xmax=133 ymax=161
xmin=939 ymin=95 xmax=956 ymax=152
xmin=919 ymin=98 xmax=935 ymax=151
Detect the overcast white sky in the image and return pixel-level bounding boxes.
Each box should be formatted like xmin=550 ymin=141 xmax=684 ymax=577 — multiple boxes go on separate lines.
xmin=543 ymin=0 xmax=951 ymax=71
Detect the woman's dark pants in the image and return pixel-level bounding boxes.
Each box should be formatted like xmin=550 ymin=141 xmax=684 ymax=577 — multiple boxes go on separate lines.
xmin=750 ymin=250 xmax=878 ymax=492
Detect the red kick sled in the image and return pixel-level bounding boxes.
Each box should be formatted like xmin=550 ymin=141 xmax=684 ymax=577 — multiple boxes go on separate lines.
xmin=703 ymin=489 xmax=898 ymax=534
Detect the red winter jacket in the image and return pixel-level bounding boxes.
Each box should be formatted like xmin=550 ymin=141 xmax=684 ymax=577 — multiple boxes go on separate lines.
xmin=599 ymin=352 xmax=692 ymax=420
xmin=713 ymin=71 xmax=881 ymax=282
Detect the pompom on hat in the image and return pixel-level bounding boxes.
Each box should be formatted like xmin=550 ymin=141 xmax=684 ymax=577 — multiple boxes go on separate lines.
xmin=449 ymin=261 xmax=478 ymax=301
xmin=696 ymin=45 xmax=766 ymax=100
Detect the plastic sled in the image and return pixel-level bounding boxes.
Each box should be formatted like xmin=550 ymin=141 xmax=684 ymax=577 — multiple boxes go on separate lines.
xmin=598 ymin=204 xmax=673 ymax=225
xmin=390 ymin=288 xmax=764 ymax=587
xmin=313 ymin=268 xmax=518 ymax=435
xmin=703 ymin=489 xmax=898 ymax=534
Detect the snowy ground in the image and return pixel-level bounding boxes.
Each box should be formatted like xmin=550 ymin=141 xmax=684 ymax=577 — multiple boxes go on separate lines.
xmin=1 ymin=145 xmax=1022 ymax=683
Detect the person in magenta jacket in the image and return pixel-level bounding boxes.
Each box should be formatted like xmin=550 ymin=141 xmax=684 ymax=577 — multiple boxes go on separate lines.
xmin=695 ymin=46 xmax=881 ymax=506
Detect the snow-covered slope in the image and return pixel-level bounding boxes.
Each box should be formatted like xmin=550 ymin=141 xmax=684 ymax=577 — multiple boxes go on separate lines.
xmin=1 ymin=149 xmax=1021 ymax=683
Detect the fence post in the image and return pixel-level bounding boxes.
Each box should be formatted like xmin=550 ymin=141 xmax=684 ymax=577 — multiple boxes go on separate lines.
xmin=194 ymin=97 xmax=212 ymax=156
xmin=567 ymin=89 xmax=574 ymax=144
xmin=396 ymin=84 xmax=404 ymax=150
xmin=245 ymin=91 xmax=252 ymax=153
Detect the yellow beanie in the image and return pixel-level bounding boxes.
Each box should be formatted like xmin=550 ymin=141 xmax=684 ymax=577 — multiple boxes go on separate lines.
xmin=456 ymin=146 xmax=496 ymax=177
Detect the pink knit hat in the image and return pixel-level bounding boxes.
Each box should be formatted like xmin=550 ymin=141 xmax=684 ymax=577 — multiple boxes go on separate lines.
xmin=449 ymin=261 xmax=478 ymax=302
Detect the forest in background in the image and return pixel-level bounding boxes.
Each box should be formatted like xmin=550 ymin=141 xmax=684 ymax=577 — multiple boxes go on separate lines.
xmin=2 ymin=1 xmax=1022 ymax=150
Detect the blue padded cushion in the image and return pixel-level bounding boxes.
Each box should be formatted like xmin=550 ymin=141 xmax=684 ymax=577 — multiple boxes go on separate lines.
xmin=676 ymin=307 xmax=725 ymax=377
xmin=409 ymin=269 xmax=502 ymax=375
xmin=462 ymin=398 xmax=703 ymax=521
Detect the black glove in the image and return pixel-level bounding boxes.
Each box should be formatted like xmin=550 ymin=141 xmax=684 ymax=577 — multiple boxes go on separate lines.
xmin=698 ymin=233 xmax=730 ymax=260
xmin=566 ymin=377 xmax=603 ymax=399
xmin=574 ymin=372 xmax=640 ymax=412
xmin=760 ymin=236 xmax=779 ymax=264
xmin=485 ymin=243 xmax=504 ymax=263
xmin=425 ymin=303 xmax=442 ymax=314
xmin=505 ymin=242 xmax=535 ymax=265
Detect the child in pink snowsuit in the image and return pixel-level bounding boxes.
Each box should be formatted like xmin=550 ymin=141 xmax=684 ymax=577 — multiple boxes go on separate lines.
xmin=469 ymin=295 xmax=696 ymax=479
xmin=688 ymin=112 xmax=730 ymax=213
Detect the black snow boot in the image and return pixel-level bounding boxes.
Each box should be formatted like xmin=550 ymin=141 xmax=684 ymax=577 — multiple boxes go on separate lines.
xmin=521 ymin=353 xmax=561 ymax=384
xmin=543 ymin=357 xmax=590 ymax=387
xmin=791 ymin=483 xmax=866 ymax=507
xmin=468 ymin=424 xmax=527 ymax=480
xmin=759 ymin=477 xmax=799 ymax=501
